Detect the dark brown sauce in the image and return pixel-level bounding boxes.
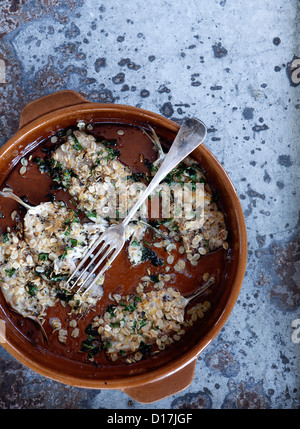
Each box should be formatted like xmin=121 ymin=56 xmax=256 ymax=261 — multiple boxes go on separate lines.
xmin=0 ymin=123 xmax=228 ymax=370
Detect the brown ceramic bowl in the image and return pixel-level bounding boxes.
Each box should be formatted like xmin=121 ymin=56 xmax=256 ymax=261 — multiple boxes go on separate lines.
xmin=0 ymin=90 xmax=247 ymax=403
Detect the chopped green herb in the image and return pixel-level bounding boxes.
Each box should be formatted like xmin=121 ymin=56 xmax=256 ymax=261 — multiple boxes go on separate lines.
xmin=81 ymin=333 xmax=102 ymax=357
xmin=26 ymin=282 xmax=37 ymax=297
xmin=85 ymin=324 xmax=99 ymax=337
xmin=69 ymin=238 xmax=78 ymax=247
xmin=110 ymin=322 xmax=121 ymax=328
xmin=131 ymin=172 xmax=151 ymax=183
xmin=142 ymin=247 xmax=164 ymax=267
xmin=121 ymin=301 xmax=137 ymax=313
xmin=72 ymin=134 xmax=83 ymax=151
xmin=105 ymin=147 xmax=120 ymax=160
xmin=5 ymin=268 xmax=16 ymax=277
xmin=139 ymin=319 xmax=148 ymax=330
xmin=56 ymin=129 xmax=67 ymax=138
xmin=56 ymin=289 xmax=74 ymax=302
xmin=81 ymin=341 xmax=95 ymax=352
xmin=104 ymin=340 xmax=112 ymax=350
xmin=100 ymin=138 xmax=118 ymax=147
xmin=64 ymin=225 xmax=71 ymax=236
xmin=85 ymin=210 xmax=97 ymax=218
xmin=139 ymin=341 xmax=151 ymax=355
xmin=38 ymin=253 xmax=49 ymax=261
xmin=59 ymin=247 xmax=70 ymax=260
xmin=106 ymin=304 xmax=116 ymax=318
xmin=186 ymin=166 xmax=196 ymax=176
xmin=148 ymin=219 xmax=166 ymax=229
xmin=73 ymin=212 xmax=81 ymax=223
xmin=150 ymin=274 xmax=159 ymax=283
xmin=50 ymin=273 xmax=68 ymax=282
xmin=120 ymin=296 xmax=141 ymax=313
xmin=33 ymin=157 xmax=44 ymax=166
xmin=62 ymin=170 xmax=72 ymax=187
xmin=3 ymin=233 xmax=9 ymax=243
xmin=133 ymin=318 xmax=147 ymax=332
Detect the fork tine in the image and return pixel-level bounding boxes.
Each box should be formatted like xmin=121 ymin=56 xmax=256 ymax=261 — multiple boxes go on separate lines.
xmin=82 ymin=247 xmax=120 ymax=296
xmin=71 ymin=244 xmax=112 ymax=293
xmin=68 ymin=241 xmax=109 ymax=291
xmin=66 ymin=234 xmax=105 ymax=287
xmin=76 ymin=244 xmax=116 ymax=294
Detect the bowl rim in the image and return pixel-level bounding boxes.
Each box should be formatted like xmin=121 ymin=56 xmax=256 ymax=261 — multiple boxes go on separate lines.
xmin=0 ymin=98 xmax=247 ymax=390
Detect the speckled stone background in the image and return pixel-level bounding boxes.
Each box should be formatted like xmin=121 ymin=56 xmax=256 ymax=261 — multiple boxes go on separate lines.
xmin=0 ymin=0 xmax=299 ymax=409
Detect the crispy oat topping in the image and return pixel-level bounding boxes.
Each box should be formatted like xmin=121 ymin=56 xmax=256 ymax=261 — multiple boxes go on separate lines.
xmin=0 ymin=125 xmax=228 ymax=360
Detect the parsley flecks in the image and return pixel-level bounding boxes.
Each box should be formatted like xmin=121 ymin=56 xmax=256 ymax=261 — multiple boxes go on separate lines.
xmin=72 ymin=134 xmax=83 ymax=151
xmin=120 ymin=296 xmax=142 ymax=313
xmin=5 ymin=268 xmax=16 ymax=277
xmin=59 ymin=247 xmax=70 ymax=260
xmin=139 ymin=341 xmax=151 ymax=355
xmin=104 ymin=340 xmax=112 ymax=350
xmin=133 ymin=318 xmax=147 ymax=332
xmin=139 ymin=318 xmax=147 ymax=329
xmin=99 ymin=138 xmax=118 ymax=147
xmin=64 ymin=225 xmax=71 ymax=236
xmin=110 ymin=322 xmax=121 ymax=328
xmin=142 ymin=247 xmax=164 ymax=267
xmin=69 ymin=238 xmax=78 ymax=247
xmin=85 ymin=210 xmax=97 ymax=218
xmin=131 ymin=172 xmax=151 ymax=183
xmin=105 ymin=147 xmax=120 ymax=160
xmin=64 ymin=211 xmax=81 ymax=235
xmin=50 ymin=273 xmax=68 ymax=282
xmin=150 ymin=274 xmax=159 ymax=283
xmin=106 ymin=304 xmax=116 ymax=318
xmin=38 ymin=253 xmax=49 ymax=261
xmin=56 ymin=289 xmax=74 ymax=303
xmin=26 ymin=282 xmax=37 ymax=297
xmin=81 ymin=338 xmax=102 ymax=357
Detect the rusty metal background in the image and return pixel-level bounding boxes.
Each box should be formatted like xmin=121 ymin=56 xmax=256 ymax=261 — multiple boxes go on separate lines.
xmin=0 ymin=0 xmax=299 ymax=409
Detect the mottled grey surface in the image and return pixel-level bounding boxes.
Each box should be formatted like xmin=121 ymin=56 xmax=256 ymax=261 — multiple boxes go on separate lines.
xmin=0 ymin=0 xmax=299 ymax=409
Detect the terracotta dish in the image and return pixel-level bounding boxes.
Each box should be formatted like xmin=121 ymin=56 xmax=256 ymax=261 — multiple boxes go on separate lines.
xmin=0 ymin=91 xmax=247 ymax=403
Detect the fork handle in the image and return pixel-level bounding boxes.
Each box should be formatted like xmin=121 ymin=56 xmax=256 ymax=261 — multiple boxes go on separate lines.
xmin=122 ymin=118 xmax=207 ymax=226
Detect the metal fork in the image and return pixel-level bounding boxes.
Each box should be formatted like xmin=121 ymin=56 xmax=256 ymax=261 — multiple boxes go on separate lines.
xmin=66 ymin=118 xmax=207 ymax=295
